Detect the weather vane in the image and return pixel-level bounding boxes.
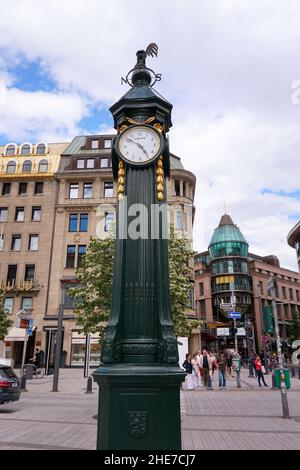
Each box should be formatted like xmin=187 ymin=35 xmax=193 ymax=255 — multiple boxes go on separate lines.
xmin=121 ymin=42 xmax=162 ymax=88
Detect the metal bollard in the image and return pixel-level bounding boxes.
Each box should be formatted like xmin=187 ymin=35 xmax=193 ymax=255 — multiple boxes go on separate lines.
xmin=85 ymin=376 xmax=93 ymax=394
xmin=20 ymin=374 xmax=27 ymax=392
xmin=248 ymin=364 xmax=255 ymax=378
xmin=291 ymin=367 xmax=295 ymax=378
xmin=298 ymin=369 xmax=300 ymax=380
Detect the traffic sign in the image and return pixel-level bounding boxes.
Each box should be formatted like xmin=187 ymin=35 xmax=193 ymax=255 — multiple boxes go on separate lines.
xmin=220 ymin=303 xmax=233 ymax=309
xmin=217 ymin=328 xmax=230 ymax=336
xmin=229 ymin=312 xmax=241 ymax=319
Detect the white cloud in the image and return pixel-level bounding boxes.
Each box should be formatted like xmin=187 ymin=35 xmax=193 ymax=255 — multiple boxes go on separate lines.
xmin=0 ymin=0 xmax=299 ymax=269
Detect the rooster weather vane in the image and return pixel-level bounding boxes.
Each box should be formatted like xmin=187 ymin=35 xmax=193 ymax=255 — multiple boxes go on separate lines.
xmin=121 ymin=42 xmax=162 ymax=88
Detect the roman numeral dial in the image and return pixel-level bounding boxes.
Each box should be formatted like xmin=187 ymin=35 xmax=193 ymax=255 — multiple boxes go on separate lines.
xmin=117 ymin=125 xmax=162 ymax=165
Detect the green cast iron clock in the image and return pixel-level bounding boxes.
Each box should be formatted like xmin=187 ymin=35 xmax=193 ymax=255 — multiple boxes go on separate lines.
xmin=116 ymin=124 xmax=164 ymax=165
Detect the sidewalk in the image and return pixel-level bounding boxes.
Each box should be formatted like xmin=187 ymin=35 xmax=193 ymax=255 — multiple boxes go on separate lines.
xmin=0 ymin=368 xmax=299 ymax=450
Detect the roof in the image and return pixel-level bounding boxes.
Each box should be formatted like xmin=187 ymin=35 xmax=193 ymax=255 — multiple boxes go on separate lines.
xmin=287 ymin=221 xmax=300 ymax=248
xmin=209 ymin=213 xmax=248 ymax=246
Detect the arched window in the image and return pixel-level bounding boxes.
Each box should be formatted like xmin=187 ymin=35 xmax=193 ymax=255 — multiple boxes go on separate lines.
xmin=6 ymin=161 xmax=16 ymax=174
xmin=39 ymin=159 xmax=48 ymax=172
xmin=5 ymin=144 xmax=16 ymax=156
xmin=21 ymin=144 xmax=31 ymax=155
xmin=22 ymin=160 xmax=32 ymax=173
xmin=36 ymin=143 xmax=46 ymax=155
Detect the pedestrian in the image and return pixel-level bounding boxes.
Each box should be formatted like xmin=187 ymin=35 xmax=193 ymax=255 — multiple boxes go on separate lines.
xmin=255 ymin=355 xmax=268 ymax=387
xmin=216 ymin=350 xmax=227 ymax=389
xmin=191 ymin=353 xmax=201 ymax=388
xmin=196 ymin=349 xmax=203 ymax=385
xmin=199 ymin=350 xmax=213 ymax=389
xmin=182 ymin=354 xmax=194 ymax=390
xmin=225 ymin=349 xmax=233 ymax=379
xmin=210 ymin=352 xmax=217 ymax=380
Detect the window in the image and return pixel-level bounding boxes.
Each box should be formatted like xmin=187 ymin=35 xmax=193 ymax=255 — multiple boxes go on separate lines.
xmin=18 ymin=182 xmax=27 ymax=195
xmin=104 ymin=139 xmax=112 ymax=149
xmin=31 ymin=206 xmax=41 ymax=221
xmin=104 ymin=212 xmax=114 ymax=232
xmin=200 ymin=300 xmax=206 ymax=319
xmin=0 ymin=208 xmax=8 ymax=222
xmin=24 ymin=265 xmax=35 ymax=281
xmin=39 ymin=159 xmax=48 ymax=172
xmin=100 ymin=158 xmax=109 ymax=168
xmin=77 ymin=159 xmax=85 ymax=169
xmin=79 ymin=213 xmax=88 ymax=232
xmin=4 ymin=298 xmax=14 ymax=314
xmin=199 ymin=282 xmax=204 ymax=296
xmin=11 ymin=235 xmax=21 ymax=251
xmin=289 ymin=288 xmax=293 ymax=301
xmin=66 ymin=245 xmax=76 ymax=268
xmin=63 ymin=284 xmax=77 ymax=308
xmin=5 ymin=145 xmax=16 ymax=156
xmin=69 ymin=183 xmax=79 ymax=199
xmin=34 ymin=182 xmax=44 ymax=194
xmin=176 ymin=211 xmax=182 ymax=229
xmin=77 ymin=245 xmax=86 ymax=267
xmin=6 ymin=161 xmax=16 ymax=174
xmin=36 ymin=143 xmax=46 ymax=155
xmin=7 ymin=265 xmax=17 ymax=284
xmin=83 ymin=182 xmax=93 ymax=198
xmin=282 ymin=286 xmax=286 ymax=299
xmin=91 ymin=140 xmax=99 ymax=149
xmin=28 ymin=234 xmax=39 ymax=251
xmin=2 ymin=183 xmax=11 ymax=196
xmin=21 ymin=297 xmax=32 ymax=311
xmin=87 ymin=159 xmax=94 ymax=169
xmin=21 ymin=144 xmax=31 ymax=155
xmin=15 ymin=207 xmax=25 ymax=222
xmin=297 ymin=290 xmax=300 ymax=302
xmin=175 ymin=180 xmax=180 ymax=196
xmin=69 ymin=214 xmax=78 ymax=232
xmin=0 ymin=234 xmax=4 ymax=251
xmin=22 ymin=160 xmax=32 ymax=172
xmin=104 ymin=181 xmax=113 ymax=197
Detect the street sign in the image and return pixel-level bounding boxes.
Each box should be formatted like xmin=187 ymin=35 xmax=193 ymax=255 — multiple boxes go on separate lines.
xmin=220 ymin=303 xmax=233 ymax=309
xmin=229 ymin=312 xmax=241 ymax=319
xmin=217 ymin=328 xmax=230 ymax=336
xmin=236 ymin=327 xmax=246 ymax=336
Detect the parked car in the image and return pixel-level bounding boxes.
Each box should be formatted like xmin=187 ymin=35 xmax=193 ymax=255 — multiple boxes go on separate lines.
xmin=0 ymin=364 xmax=20 ymax=404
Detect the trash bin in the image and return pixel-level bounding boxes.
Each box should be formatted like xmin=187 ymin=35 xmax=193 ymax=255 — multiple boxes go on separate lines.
xmin=274 ymin=368 xmax=291 ymax=389
xmin=60 ymin=351 xmax=67 ymax=368
xmin=25 ymin=364 xmax=34 ymax=379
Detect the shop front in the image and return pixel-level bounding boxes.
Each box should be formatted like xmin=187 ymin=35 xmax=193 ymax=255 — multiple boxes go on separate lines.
xmin=70 ymin=331 xmax=101 ymax=368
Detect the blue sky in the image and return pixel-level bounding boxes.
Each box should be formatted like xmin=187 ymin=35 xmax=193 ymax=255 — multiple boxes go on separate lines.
xmin=0 ymin=0 xmax=299 ymax=270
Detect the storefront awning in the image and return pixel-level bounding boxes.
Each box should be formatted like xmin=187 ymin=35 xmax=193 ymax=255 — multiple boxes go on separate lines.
xmin=4 ymin=327 xmax=26 ymax=342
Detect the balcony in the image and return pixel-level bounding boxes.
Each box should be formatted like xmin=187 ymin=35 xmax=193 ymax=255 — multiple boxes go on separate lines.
xmin=0 ymin=279 xmax=40 ymax=293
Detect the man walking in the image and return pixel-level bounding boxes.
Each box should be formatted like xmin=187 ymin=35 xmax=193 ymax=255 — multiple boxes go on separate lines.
xmin=217 ymin=350 xmax=227 ymax=389
xmin=199 ymin=350 xmax=213 ymax=389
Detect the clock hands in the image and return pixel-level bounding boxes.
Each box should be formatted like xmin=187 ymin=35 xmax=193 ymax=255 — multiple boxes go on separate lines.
xmin=127 ymin=138 xmax=149 ymax=158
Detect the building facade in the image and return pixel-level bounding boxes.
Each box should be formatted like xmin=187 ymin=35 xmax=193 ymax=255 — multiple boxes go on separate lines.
xmin=0 ymin=142 xmax=68 ymax=365
xmin=287 ymin=221 xmax=300 ymax=272
xmin=0 ymin=135 xmax=196 ymax=368
xmin=194 ymin=214 xmax=300 ymax=354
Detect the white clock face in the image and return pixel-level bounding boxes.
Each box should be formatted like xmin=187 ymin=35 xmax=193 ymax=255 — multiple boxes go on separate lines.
xmin=118 ymin=126 xmax=161 ymax=164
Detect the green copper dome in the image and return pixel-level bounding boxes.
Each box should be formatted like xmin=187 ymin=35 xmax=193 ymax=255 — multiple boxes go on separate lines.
xmin=209 ymin=214 xmax=249 ymax=259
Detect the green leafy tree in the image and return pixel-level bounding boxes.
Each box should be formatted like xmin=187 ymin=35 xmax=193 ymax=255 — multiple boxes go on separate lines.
xmin=70 ymin=227 xmax=201 ymax=341
xmin=0 ymin=288 xmax=13 ymax=340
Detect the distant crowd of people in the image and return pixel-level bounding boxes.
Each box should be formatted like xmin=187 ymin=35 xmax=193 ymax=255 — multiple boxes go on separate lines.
xmin=182 ymin=349 xmax=273 ymax=390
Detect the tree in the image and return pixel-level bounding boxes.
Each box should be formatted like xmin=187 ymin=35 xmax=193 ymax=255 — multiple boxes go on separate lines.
xmin=70 ymin=227 xmax=201 ymax=341
xmin=0 ymin=288 xmax=13 ymax=340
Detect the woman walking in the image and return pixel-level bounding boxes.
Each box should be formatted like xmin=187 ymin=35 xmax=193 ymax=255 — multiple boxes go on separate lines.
xmin=182 ymin=353 xmax=194 ymax=390
xmin=255 ymin=355 xmax=268 ymax=387
xmin=191 ymin=353 xmax=201 ymax=388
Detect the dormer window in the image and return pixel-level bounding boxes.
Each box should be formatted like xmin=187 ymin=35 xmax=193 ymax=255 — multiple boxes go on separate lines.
xmin=39 ymin=159 xmax=48 ymax=172
xmin=104 ymin=139 xmax=112 ymax=149
xmin=22 ymin=160 xmax=32 ymax=173
xmin=5 ymin=144 xmax=16 ymax=156
xmin=6 ymin=161 xmax=16 ymax=174
xmin=36 ymin=143 xmax=46 ymax=155
xmin=91 ymin=140 xmax=99 ymax=149
xmin=21 ymin=144 xmax=31 ymax=155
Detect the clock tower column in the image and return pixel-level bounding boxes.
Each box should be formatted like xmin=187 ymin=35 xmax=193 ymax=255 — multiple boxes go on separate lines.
xmin=93 ymin=45 xmax=185 ymax=450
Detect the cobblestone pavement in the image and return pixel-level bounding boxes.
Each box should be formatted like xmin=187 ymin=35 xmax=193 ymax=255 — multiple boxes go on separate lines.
xmin=0 ymin=368 xmax=299 ymax=450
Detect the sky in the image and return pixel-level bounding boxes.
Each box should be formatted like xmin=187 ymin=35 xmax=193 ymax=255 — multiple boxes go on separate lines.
xmin=0 ymin=0 xmax=299 ymax=270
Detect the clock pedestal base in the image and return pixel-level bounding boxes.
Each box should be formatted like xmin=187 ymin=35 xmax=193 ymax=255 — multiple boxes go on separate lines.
xmin=93 ymin=364 xmax=185 ymax=450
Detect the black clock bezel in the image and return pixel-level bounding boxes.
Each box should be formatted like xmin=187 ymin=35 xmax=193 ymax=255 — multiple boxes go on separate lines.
xmin=114 ymin=124 xmax=164 ymax=166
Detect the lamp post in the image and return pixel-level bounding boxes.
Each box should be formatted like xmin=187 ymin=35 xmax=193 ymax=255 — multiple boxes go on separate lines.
xmin=52 ymin=284 xmax=64 ymax=392
xmin=257 ymin=283 xmax=269 ymax=374
xmin=266 ymin=277 xmax=290 ymax=419
xmin=230 ymin=292 xmax=241 ymax=388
